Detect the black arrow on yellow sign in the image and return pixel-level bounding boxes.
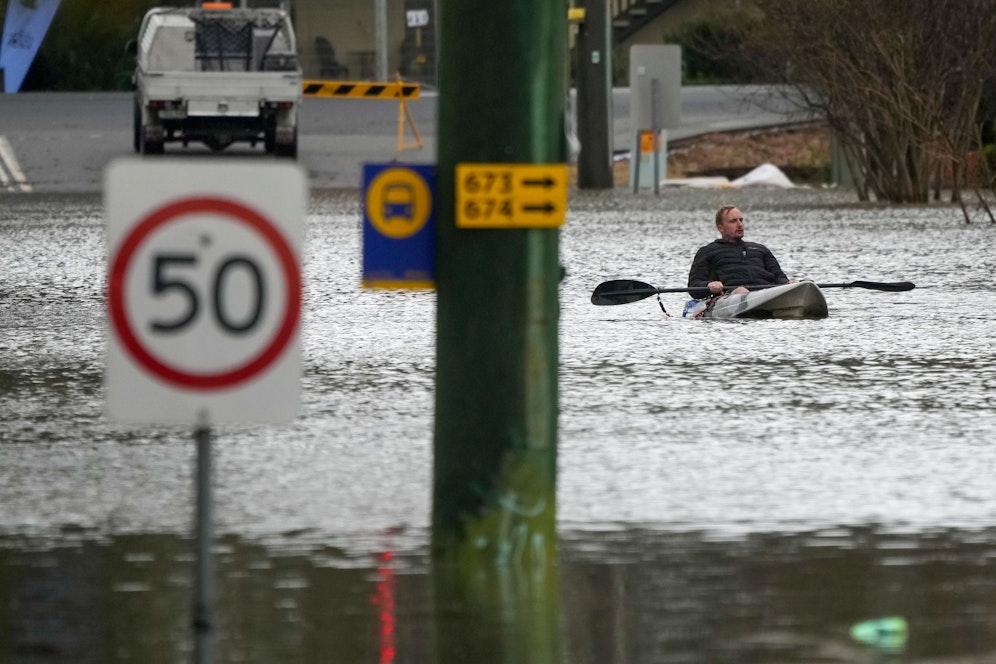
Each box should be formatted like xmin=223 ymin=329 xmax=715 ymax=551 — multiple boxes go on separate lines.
xmin=522 ymin=202 xmax=558 ymax=214
xmin=521 ymin=176 xmax=557 ymax=189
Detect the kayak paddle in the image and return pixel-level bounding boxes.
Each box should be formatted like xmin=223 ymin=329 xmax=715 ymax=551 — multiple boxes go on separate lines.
xmin=590 ymin=279 xmax=916 ymax=306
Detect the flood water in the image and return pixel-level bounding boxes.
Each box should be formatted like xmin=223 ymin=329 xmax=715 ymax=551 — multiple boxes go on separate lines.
xmin=2 ymin=187 xmax=996 ymax=663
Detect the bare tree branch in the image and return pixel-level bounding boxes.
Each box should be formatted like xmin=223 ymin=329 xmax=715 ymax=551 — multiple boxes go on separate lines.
xmin=731 ymin=0 xmax=996 ymax=216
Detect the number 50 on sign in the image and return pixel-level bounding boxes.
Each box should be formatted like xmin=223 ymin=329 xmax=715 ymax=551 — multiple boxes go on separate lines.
xmin=104 ymin=159 xmax=306 ymax=425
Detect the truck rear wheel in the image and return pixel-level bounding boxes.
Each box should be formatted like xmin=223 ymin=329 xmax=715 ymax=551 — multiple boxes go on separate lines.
xmin=264 ymin=125 xmax=276 ymax=154
xmin=275 ymin=127 xmax=297 ymax=159
xmin=141 ymin=140 xmax=164 ymax=155
xmin=140 ymin=129 xmax=164 ymax=155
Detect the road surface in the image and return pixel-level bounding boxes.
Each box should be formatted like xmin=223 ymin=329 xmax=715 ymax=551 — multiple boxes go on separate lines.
xmin=0 ymin=87 xmax=809 ymax=194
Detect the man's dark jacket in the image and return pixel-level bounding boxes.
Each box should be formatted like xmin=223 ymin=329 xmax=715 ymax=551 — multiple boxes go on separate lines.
xmin=687 ymin=239 xmax=789 ymax=288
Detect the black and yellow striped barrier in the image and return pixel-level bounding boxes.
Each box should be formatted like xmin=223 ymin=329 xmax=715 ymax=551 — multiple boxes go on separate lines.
xmin=302 ymin=76 xmax=424 ymax=151
xmin=302 ymin=80 xmax=420 ymax=100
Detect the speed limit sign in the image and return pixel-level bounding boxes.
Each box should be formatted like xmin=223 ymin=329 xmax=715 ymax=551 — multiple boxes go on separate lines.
xmin=104 ymin=159 xmax=306 ymax=424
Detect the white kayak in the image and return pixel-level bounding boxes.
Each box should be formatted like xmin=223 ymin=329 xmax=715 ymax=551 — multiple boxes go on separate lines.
xmin=682 ymin=282 xmax=829 ymax=320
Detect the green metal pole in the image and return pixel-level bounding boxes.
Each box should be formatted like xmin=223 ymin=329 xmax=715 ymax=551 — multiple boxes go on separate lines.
xmin=434 ymin=0 xmax=564 ymax=571
xmin=432 ymin=4 xmax=563 ymax=658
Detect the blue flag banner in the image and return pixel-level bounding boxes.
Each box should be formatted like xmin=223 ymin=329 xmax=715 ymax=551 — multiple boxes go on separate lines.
xmin=1 ymin=0 xmax=61 ymax=93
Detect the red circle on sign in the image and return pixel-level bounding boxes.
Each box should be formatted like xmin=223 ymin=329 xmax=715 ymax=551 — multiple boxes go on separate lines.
xmin=108 ymin=197 xmax=301 ymax=390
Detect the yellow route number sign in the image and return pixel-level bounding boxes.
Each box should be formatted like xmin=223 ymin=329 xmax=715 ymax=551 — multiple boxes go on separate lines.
xmin=456 ymin=163 xmax=567 ymax=229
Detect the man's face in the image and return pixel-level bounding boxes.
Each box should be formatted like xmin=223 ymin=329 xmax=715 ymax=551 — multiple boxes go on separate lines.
xmin=717 ymin=208 xmax=745 ymax=242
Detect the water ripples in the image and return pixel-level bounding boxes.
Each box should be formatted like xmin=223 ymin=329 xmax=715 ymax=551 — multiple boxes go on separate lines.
xmin=3 ymin=188 xmax=996 ymax=543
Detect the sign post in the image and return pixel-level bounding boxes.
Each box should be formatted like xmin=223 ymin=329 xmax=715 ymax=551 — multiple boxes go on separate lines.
xmin=193 ymin=417 xmax=214 ymax=664
xmin=105 ymin=158 xmax=306 ymax=663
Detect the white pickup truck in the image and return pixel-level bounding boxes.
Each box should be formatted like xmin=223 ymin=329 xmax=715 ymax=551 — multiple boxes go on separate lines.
xmin=131 ymin=5 xmax=302 ymax=157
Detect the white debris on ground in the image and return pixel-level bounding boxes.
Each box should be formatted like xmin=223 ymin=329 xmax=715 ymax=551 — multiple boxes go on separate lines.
xmin=731 ymin=163 xmax=797 ymax=188
xmin=660 ymin=163 xmax=798 ymax=189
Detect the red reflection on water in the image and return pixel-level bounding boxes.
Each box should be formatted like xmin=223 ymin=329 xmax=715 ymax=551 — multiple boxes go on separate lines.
xmin=371 ymin=550 xmax=396 ymax=663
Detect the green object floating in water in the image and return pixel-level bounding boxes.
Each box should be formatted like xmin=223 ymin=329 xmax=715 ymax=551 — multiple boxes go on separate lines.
xmin=850 ymin=617 xmax=908 ymax=650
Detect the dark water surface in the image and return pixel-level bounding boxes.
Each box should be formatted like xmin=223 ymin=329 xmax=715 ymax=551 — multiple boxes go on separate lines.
xmin=2 ymin=188 xmax=996 ymax=662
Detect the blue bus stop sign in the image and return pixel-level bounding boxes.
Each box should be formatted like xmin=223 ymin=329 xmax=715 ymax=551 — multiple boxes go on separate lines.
xmin=362 ymin=163 xmax=436 ymax=289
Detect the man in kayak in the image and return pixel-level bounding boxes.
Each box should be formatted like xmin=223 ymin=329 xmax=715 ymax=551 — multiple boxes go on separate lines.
xmin=688 ymin=205 xmax=793 ymax=295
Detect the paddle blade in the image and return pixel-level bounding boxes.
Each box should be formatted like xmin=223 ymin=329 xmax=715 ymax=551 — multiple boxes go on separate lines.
xmin=851 ymin=280 xmax=916 ymax=292
xmin=591 ymin=280 xmax=658 ymax=305
xmin=818 ymin=280 xmax=917 ymax=292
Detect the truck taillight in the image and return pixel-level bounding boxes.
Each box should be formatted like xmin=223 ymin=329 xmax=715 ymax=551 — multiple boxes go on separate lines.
xmin=148 ymin=100 xmax=166 ymax=110
xmin=276 ymin=102 xmax=294 ymax=110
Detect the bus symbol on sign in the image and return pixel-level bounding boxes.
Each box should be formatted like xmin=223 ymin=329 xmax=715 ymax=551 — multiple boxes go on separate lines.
xmin=383 ymin=183 xmax=415 ymax=222
xmin=365 ymin=166 xmax=431 ymax=240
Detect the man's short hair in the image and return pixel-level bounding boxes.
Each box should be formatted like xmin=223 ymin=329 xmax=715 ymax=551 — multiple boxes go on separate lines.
xmin=715 ymin=205 xmax=737 ymax=227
